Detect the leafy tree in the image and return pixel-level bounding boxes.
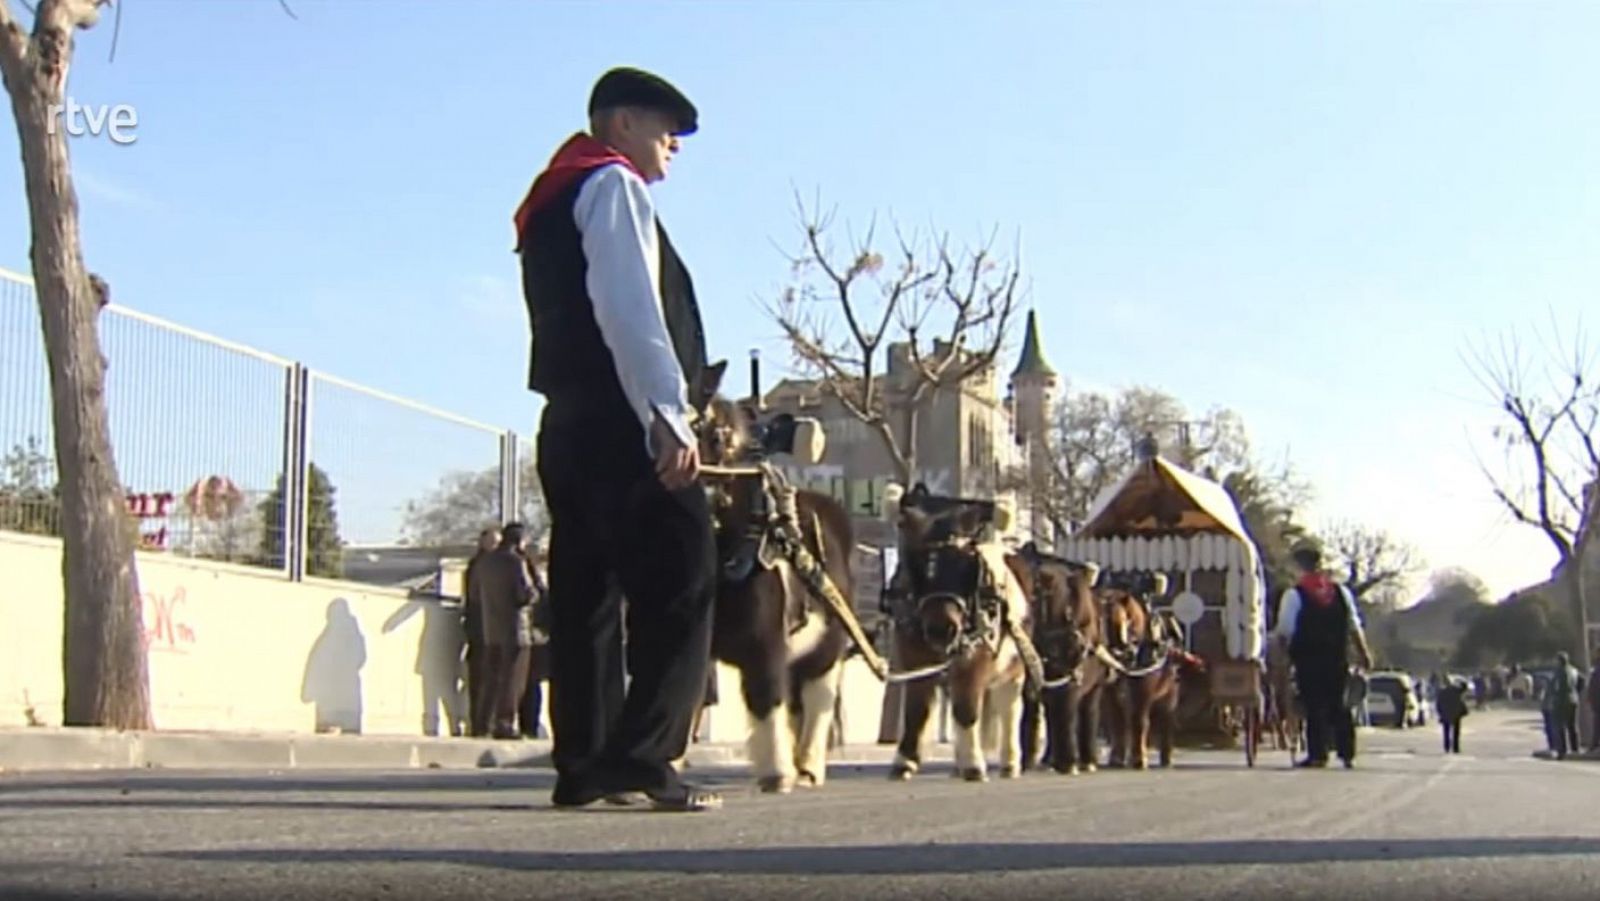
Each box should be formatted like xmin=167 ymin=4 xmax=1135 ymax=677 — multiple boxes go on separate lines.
xmin=1454 ymin=591 xmax=1577 ymax=668
xmin=399 ymin=457 xmax=547 ymax=549
xmin=0 ymin=436 xmax=60 ymax=537
xmin=256 ymin=463 xmax=346 ymax=579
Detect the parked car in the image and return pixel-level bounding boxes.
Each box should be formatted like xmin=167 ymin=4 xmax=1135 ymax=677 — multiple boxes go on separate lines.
xmin=1366 ymin=671 xmax=1425 ymax=728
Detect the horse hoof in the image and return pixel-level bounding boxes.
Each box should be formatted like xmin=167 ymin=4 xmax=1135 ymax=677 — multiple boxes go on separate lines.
xmin=796 ymin=770 xmax=821 ymax=788
xmin=890 ymin=765 xmax=916 ymax=782
xmin=1133 ymin=759 xmax=1148 ymax=771
xmin=1000 ymin=765 xmax=1020 ymax=780
xmin=758 ymin=775 xmax=796 ymax=794
xmin=961 ymin=768 xmax=988 ymax=783
xmin=1082 ymin=762 xmax=1098 ymax=774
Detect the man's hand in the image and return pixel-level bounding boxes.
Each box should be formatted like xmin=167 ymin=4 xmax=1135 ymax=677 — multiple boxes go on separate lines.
xmin=650 ymin=414 xmax=700 ymax=490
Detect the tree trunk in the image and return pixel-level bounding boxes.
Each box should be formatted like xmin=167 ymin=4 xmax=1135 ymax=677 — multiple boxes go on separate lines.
xmin=3 ymin=24 xmax=153 ymax=729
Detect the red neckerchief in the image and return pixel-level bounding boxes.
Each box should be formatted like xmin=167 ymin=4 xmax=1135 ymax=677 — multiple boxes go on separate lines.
xmin=1297 ymin=572 xmax=1338 ymax=608
xmin=512 ymin=132 xmax=640 ymax=248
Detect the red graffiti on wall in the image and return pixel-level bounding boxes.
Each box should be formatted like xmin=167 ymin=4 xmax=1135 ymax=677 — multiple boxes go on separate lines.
xmin=126 ymin=491 xmax=175 ymax=550
xmin=142 ymin=586 xmax=197 ymax=654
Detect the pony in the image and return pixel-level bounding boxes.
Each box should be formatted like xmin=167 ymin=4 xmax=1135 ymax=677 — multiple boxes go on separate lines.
xmin=882 ymin=483 xmax=1031 ymax=782
xmin=1099 ymin=586 xmax=1202 ymax=770
xmin=693 ymin=374 xmax=857 ymax=793
xmin=1009 ymin=542 xmax=1109 ymax=775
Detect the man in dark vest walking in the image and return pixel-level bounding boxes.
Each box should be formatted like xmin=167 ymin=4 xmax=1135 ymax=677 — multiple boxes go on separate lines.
xmin=1272 ymin=543 xmax=1374 ymax=769
xmin=513 ymin=66 xmax=723 ymax=812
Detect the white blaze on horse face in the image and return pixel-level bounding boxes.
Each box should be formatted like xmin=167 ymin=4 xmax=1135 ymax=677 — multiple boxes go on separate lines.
xmin=794 ymin=662 xmax=843 ymax=785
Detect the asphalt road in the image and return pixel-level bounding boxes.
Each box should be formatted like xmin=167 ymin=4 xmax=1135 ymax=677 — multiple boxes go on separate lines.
xmin=1 ymin=708 xmax=1596 ymax=901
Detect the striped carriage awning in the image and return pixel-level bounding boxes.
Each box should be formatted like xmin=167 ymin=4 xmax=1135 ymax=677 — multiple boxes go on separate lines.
xmin=1077 ymin=455 xmax=1254 ymax=548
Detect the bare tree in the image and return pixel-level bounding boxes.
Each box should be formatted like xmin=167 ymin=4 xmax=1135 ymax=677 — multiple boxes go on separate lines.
xmin=1465 ymin=315 xmax=1600 ymax=656
xmin=0 ymin=0 xmax=155 ymax=728
xmin=1322 ymin=520 xmax=1424 ymax=601
xmin=769 ymin=193 xmax=1022 ymax=486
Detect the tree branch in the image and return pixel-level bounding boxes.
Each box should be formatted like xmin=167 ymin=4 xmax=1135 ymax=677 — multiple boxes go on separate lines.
xmin=0 ymin=0 xmax=29 ymax=78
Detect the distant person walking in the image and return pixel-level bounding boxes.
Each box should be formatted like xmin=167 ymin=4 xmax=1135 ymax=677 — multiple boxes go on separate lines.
xmin=1273 ymin=542 xmax=1374 ymax=769
xmin=1435 ymin=675 xmax=1469 ymax=754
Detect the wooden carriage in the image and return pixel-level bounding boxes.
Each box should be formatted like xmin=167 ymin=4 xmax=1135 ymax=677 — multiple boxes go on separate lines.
xmin=1054 ymin=451 xmax=1269 ymax=739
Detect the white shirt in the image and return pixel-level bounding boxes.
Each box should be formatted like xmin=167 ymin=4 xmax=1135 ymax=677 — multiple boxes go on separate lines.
xmin=1273 ymin=583 xmax=1367 ymax=644
xmin=572 ymin=163 xmax=695 ymax=457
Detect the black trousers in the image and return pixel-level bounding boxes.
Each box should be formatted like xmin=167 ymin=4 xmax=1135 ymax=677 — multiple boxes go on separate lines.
xmin=1294 ymin=658 xmax=1354 ymax=763
xmin=1441 ymin=716 xmax=1462 ymax=753
xmin=1552 ymin=704 xmax=1579 ymax=757
xmin=537 ymin=402 xmax=717 ymax=793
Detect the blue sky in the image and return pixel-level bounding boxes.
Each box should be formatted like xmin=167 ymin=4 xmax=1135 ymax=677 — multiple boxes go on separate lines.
xmin=2 ymin=0 xmax=1597 ymax=597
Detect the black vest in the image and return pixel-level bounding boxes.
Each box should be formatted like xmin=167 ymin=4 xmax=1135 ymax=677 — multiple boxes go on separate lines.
xmin=518 ymin=168 xmax=708 ymax=419
xmin=1289 ymin=586 xmax=1352 ymax=665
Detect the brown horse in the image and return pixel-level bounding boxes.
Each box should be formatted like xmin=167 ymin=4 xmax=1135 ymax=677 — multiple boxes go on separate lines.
xmin=695 ymin=384 xmax=856 ymax=793
xmin=884 ymin=484 xmax=1030 ymax=782
xmin=1010 ymin=543 xmax=1110 ymax=775
xmin=1099 ymin=588 xmax=1202 ymax=770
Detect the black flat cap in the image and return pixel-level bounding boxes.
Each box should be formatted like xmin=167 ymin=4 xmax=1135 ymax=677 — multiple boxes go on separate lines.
xmin=589 ymin=66 xmax=698 ymax=136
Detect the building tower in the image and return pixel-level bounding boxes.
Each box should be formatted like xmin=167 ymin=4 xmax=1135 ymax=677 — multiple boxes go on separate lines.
xmin=1009 ymin=308 xmax=1060 ymax=547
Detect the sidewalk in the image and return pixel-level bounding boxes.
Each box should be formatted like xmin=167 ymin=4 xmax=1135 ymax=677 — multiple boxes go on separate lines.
xmin=0 ymin=726 xmax=914 ymax=774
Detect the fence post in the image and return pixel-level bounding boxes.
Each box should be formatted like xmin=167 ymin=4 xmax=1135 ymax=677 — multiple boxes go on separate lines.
xmin=283 ymin=364 xmax=310 ymax=581
xmin=499 ymin=430 xmax=519 ymax=526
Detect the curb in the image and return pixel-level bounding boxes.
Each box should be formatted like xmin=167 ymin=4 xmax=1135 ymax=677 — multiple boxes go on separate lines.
xmin=0 ymin=727 xmax=909 ymax=774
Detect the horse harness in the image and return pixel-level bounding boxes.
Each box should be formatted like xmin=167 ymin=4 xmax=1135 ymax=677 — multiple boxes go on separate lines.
xmin=707 ymin=460 xmax=894 ymax=681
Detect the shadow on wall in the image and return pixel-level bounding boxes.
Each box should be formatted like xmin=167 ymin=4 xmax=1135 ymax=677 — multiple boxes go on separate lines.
xmin=382 ymin=597 xmax=467 ymax=737
xmin=301 ymin=598 xmax=368 ymax=735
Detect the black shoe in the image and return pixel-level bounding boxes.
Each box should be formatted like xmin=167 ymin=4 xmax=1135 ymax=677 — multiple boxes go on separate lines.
xmin=1296 ymin=758 xmax=1328 ymax=769
xmin=551 ymin=776 xmax=609 ymax=808
xmin=1341 ymin=757 xmax=1354 ymax=769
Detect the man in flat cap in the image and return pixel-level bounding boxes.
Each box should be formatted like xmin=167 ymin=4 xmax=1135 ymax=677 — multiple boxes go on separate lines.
xmin=512 ymin=66 xmax=726 ymax=812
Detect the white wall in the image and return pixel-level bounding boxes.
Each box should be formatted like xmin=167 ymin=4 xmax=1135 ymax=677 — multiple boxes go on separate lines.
xmin=1 ymin=531 xmax=468 ymax=735
xmin=1 ymin=532 xmax=891 ymax=746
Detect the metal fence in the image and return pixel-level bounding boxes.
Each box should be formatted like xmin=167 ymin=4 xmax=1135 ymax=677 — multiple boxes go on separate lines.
xmin=0 ymin=267 xmax=538 ymax=589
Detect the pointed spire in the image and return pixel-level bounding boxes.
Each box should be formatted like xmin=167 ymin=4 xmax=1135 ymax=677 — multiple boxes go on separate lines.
xmin=1010 ymin=308 xmax=1056 ymax=381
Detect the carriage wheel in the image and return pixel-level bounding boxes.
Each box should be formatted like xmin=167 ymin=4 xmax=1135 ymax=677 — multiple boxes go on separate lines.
xmin=1243 ymin=704 xmax=1259 ymax=768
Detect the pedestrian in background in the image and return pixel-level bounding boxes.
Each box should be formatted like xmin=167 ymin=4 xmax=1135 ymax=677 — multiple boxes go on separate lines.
xmin=1587 ymin=648 xmax=1600 ymax=753
xmin=469 ymin=522 xmax=537 ymax=740
xmin=517 ymin=539 xmax=552 ymax=739
xmin=1436 ymin=674 xmax=1469 ymax=754
xmin=1549 ymin=652 xmax=1583 ymax=759
xmin=461 ymin=526 xmax=500 ymax=737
